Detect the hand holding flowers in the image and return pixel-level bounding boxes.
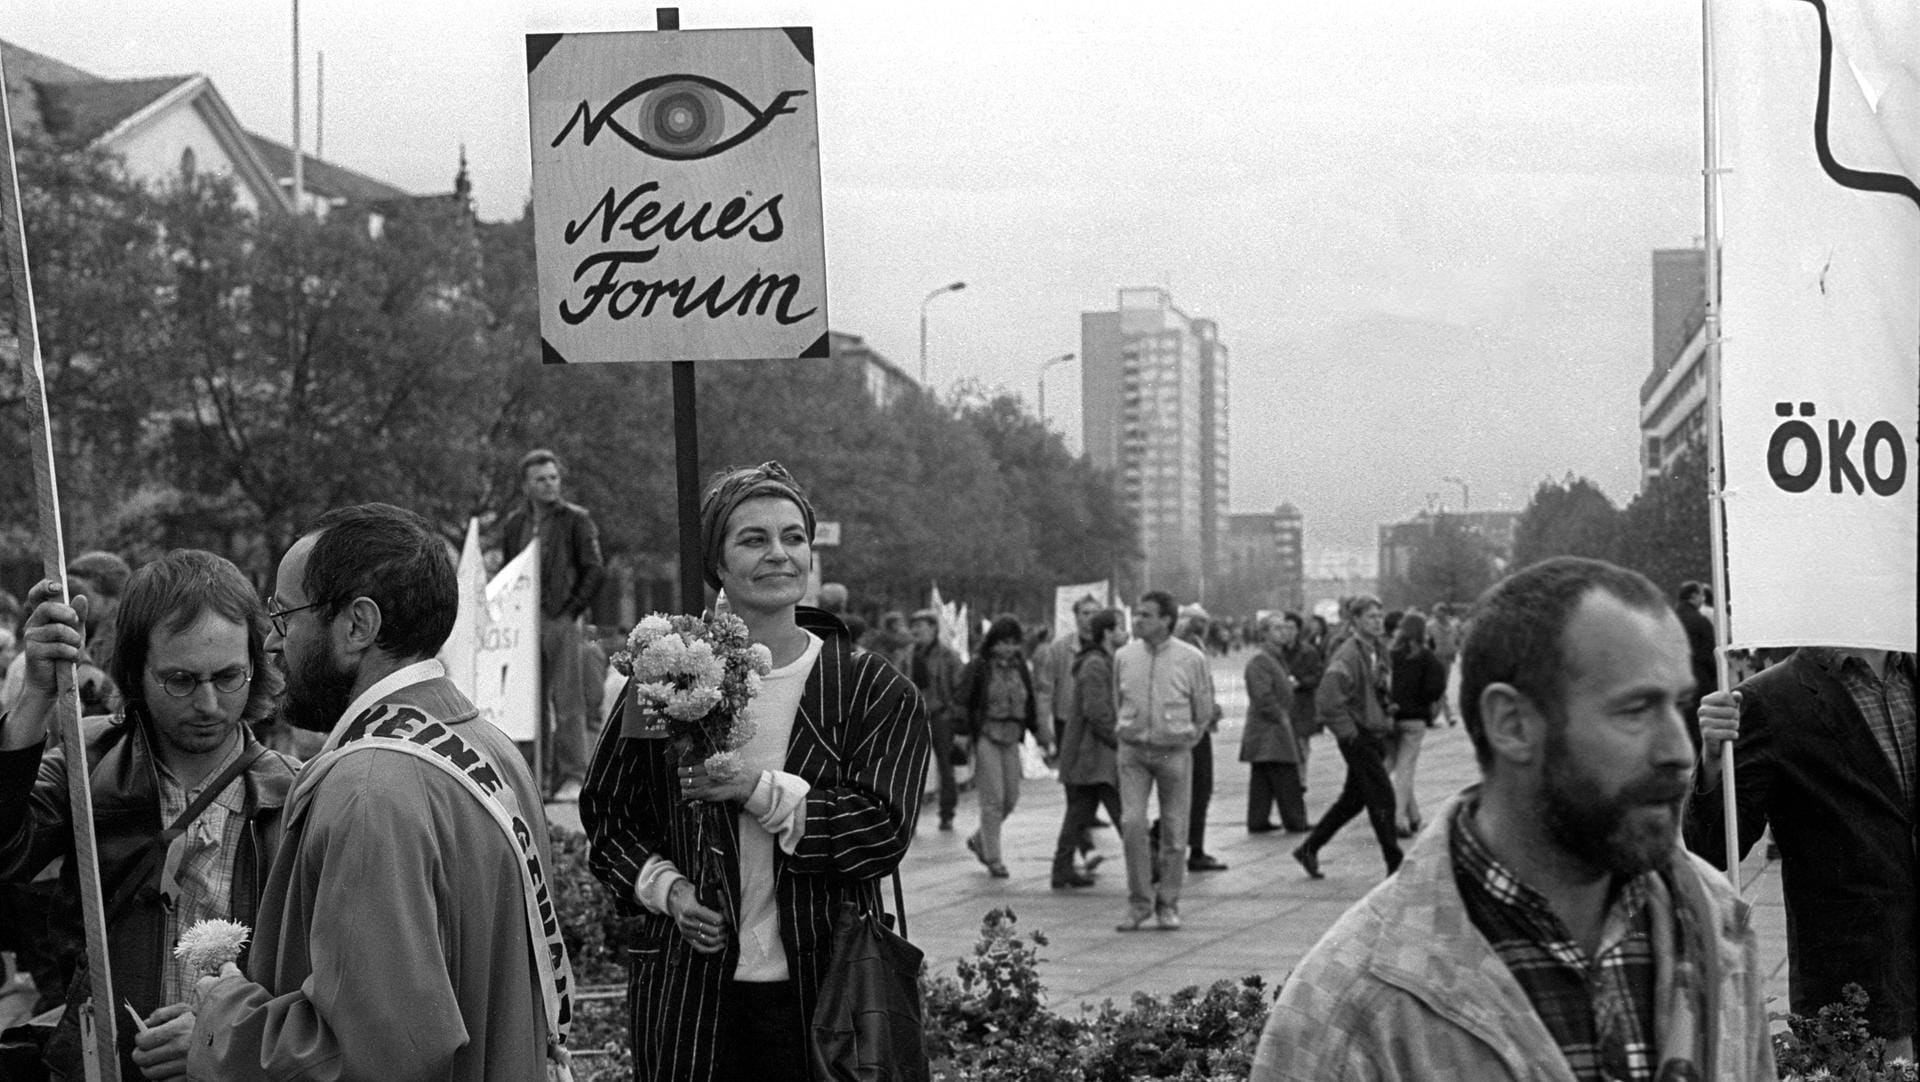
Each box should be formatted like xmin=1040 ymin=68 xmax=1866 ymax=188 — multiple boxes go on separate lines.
xmin=612 ymin=612 xmax=774 ymax=788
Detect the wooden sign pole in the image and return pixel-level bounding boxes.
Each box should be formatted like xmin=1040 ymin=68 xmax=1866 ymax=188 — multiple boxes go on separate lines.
xmin=0 ymin=60 xmax=123 ymax=1082
xmin=657 ymin=5 xmax=707 ymax=617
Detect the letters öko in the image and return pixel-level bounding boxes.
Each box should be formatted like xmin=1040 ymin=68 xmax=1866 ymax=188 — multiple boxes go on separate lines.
xmin=1766 ymin=401 xmax=1907 ymax=496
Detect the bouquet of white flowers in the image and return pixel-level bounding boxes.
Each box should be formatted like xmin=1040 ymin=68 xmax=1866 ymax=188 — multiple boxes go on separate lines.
xmin=612 ymin=612 xmax=774 ymax=783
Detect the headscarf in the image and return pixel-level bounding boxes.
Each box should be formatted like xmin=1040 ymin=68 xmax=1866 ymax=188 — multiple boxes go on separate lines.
xmin=699 ymin=461 xmax=817 ymax=590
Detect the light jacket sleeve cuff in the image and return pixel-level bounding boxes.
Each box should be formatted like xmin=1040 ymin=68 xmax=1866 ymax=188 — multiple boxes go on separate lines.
xmin=743 ymin=769 xmax=810 ymax=853
xmin=635 ymin=855 xmax=689 ymax=914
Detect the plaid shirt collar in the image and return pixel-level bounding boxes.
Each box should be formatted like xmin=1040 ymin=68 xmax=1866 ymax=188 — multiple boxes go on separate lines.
xmin=1451 ymin=799 xmax=1662 ymax=1082
xmin=1452 ymin=800 xmax=1651 ymax=955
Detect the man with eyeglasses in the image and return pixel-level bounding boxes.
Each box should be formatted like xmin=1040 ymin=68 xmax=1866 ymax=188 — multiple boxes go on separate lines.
xmin=189 ymin=503 xmax=568 ymax=1082
xmin=0 ymin=549 xmax=296 ymax=1081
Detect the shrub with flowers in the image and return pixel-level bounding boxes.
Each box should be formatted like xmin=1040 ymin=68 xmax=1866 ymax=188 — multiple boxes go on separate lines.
xmin=611 ymin=612 xmax=773 ymax=782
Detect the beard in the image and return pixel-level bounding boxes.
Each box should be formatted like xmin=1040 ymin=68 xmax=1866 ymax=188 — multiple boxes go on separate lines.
xmin=1540 ymin=725 xmax=1691 ymax=877
xmin=280 ymin=642 xmax=358 ymax=733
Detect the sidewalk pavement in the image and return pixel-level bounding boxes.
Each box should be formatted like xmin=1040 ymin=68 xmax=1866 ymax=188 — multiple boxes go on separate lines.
xmin=551 ymin=648 xmax=1790 ymax=1017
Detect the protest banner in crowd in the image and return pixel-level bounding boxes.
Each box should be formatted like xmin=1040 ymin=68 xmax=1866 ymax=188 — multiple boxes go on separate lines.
xmin=1714 ymin=0 xmax=1918 ymax=652
xmin=526 ymin=26 xmax=829 ymax=365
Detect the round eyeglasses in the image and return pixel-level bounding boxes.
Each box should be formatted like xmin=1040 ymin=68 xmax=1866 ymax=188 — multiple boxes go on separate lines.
xmin=153 ymin=667 xmax=252 ymax=698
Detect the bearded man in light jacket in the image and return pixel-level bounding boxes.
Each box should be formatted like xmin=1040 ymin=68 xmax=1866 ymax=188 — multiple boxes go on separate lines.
xmin=1254 ymin=558 xmax=1773 ymax=1082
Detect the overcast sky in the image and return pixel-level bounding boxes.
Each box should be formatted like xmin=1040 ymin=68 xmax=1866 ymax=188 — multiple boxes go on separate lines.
xmin=11 ymin=0 xmax=1705 ymax=560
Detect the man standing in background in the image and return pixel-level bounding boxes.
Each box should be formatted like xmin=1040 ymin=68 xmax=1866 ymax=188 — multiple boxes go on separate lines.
xmin=501 ymin=448 xmax=605 ymax=802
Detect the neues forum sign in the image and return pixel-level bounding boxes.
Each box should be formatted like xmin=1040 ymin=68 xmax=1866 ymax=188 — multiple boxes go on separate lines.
xmin=526 ymin=27 xmax=828 ymax=364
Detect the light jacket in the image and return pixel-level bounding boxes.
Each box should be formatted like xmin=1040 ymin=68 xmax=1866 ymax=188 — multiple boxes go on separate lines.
xmin=1112 ymin=636 xmax=1212 ymax=749
xmin=1253 ymin=789 xmax=1776 ymax=1082
xmin=1315 ymin=633 xmax=1391 ymax=740
xmin=190 ymin=675 xmax=557 ymax=1082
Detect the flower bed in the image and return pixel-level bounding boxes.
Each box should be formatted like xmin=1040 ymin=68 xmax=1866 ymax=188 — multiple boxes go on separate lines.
xmin=549 ymin=823 xmax=1910 ymax=1081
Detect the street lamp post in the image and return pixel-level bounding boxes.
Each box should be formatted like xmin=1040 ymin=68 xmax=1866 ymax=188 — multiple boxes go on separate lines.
xmin=1441 ymin=475 xmax=1470 ymax=512
xmin=918 ymin=281 xmax=967 ymax=385
xmin=1037 ymin=351 xmax=1075 ymax=425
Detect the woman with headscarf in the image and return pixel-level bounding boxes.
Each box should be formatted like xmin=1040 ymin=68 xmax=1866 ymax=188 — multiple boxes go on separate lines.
xmin=580 ymin=462 xmax=930 ymax=1082
xmin=956 ymin=615 xmax=1052 ymax=879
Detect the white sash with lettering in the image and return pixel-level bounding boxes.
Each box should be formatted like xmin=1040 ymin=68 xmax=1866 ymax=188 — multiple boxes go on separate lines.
xmin=329 ymin=703 xmax=575 ymax=1080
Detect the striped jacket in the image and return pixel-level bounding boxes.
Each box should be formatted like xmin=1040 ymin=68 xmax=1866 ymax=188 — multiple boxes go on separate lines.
xmin=580 ymin=607 xmax=930 ymax=1082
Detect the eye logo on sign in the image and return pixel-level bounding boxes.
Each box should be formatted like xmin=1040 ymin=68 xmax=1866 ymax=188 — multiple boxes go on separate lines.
xmin=552 ymin=74 xmax=808 ymax=161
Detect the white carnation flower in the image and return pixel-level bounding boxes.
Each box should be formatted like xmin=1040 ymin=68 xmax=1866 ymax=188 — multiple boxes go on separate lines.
xmin=724 ymin=717 xmax=757 ymax=750
xmin=748 ymin=643 xmax=774 ymax=675
xmin=175 ymin=919 xmax=250 ymax=976
xmin=705 ymin=750 xmax=744 ymax=783
xmin=633 ymin=681 xmax=677 ymax=710
xmin=637 ymin=635 xmax=688 ymax=680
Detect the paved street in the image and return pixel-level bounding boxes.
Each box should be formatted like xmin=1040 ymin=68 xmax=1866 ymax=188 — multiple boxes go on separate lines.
xmin=553 ymin=649 xmax=1790 ymax=1019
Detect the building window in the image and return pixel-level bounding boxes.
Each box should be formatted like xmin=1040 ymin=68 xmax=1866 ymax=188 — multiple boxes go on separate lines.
xmin=179 ymin=147 xmax=197 ymax=176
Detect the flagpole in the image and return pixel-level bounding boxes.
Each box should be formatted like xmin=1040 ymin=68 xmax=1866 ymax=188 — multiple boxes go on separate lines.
xmin=1700 ymin=0 xmax=1740 ymax=896
xmin=0 ymin=58 xmax=123 ymax=1082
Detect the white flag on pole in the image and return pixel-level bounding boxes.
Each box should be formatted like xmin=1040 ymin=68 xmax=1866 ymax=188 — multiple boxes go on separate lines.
xmin=475 ymin=539 xmax=543 ymax=742
xmin=437 ymin=518 xmax=484 ymax=697
xmin=1716 ymin=0 xmax=1918 ymax=651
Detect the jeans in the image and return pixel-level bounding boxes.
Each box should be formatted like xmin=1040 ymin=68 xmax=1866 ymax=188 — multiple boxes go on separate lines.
xmin=540 ymin=615 xmax=587 ymax=788
xmin=1301 ymin=733 xmax=1402 ymax=873
xmin=973 ymin=738 xmax=1024 ymax=863
xmin=1118 ymin=742 xmax=1192 ymax=916
xmin=1053 ymin=782 xmax=1122 ymax=880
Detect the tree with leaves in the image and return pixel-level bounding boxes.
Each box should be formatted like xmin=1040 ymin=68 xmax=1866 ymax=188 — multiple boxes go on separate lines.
xmin=1395 ymin=514 xmax=1498 ymax=612
xmin=1616 ymin=442 xmax=1711 ymax=596
xmin=1510 ymin=473 xmax=1623 ymax=571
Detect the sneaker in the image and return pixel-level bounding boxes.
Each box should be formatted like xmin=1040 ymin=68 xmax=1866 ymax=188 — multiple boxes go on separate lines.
xmin=1155 ymin=906 xmax=1182 ymax=931
xmin=987 ymin=861 xmax=1010 ymax=879
xmin=551 ymin=780 xmax=583 ymax=803
xmin=1051 ymin=871 xmax=1095 ymax=890
xmin=1115 ymin=911 xmax=1154 ymax=933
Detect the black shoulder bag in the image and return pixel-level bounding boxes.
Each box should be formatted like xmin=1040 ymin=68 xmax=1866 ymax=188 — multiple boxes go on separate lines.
xmin=808 ymin=871 xmax=929 ymax=1082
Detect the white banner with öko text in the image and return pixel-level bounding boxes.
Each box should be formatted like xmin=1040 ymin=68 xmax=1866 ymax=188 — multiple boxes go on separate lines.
xmin=1715 ymin=0 xmax=1918 ymax=651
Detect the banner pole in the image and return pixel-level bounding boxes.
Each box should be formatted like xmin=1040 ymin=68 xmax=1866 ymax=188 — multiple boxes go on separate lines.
xmin=1700 ymin=0 xmax=1740 ymax=895
xmin=0 ymin=58 xmax=123 ymax=1082
xmin=655 ymin=5 xmax=706 ymax=619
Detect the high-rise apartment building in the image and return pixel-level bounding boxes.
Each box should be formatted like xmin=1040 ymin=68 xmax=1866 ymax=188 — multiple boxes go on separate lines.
xmin=1639 ymin=247 xmax=1709 ymax=486
xmin=1082 ymin=288 xmax=1229 ymax=605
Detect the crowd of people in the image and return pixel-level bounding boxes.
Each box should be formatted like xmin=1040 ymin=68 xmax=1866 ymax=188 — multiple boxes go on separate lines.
xmin=0 ymin=450 xmax=1910 ymax=1080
